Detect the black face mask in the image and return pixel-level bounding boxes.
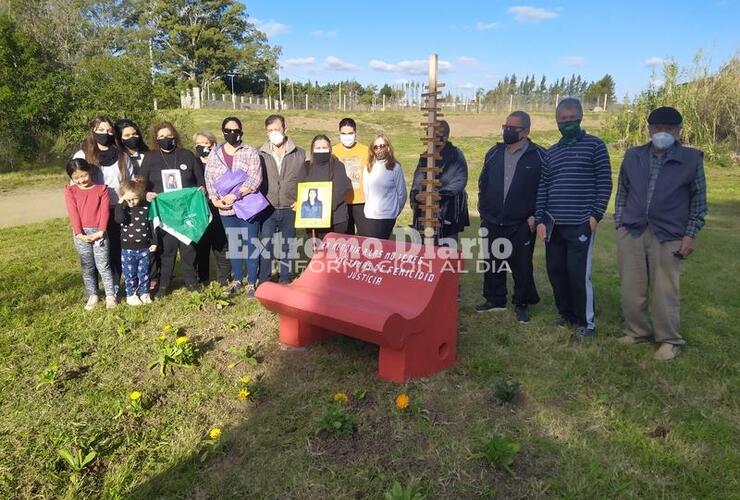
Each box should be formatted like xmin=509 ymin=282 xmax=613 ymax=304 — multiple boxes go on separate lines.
xmin=157 ymin=137 xmax=176 ymax=151
xmin=94 ymin=132 xmax=114 ymax=147
xmin=195 ymin=145 xmax=211 ymax=158
xmin=122 ymin=137 xmax=140 ymax=151
xmin=98 ymin=147 xmax=118 ymax=166
xmin=312 ymin=152 xmax=331 ymax=164
xmin=503 ymin=127 xmax=522 ymax=145
xmin=223 ymin=130 xmax=242 ymax=147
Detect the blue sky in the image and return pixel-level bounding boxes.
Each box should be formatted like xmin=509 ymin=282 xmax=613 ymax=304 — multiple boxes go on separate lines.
xmin=246 ymin=0 xmax=739 ymax=99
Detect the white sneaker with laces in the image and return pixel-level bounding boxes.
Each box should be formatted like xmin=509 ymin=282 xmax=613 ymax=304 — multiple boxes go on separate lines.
xmin=84 ymin=295 xmax=99 ymax=311
xmin=105 ymin=296 xmax=117 ymax=309
xmin=139 ymin=293 xmax=152 ymax=304
xmin=126 ymin=295 xmax=143 ymax=306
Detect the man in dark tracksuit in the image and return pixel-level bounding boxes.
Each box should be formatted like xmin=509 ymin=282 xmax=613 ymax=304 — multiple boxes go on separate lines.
xmin=535 ymin=98 xmax=612 ymax=342
xmin=477 ymin=111 xmax=546 ymax=323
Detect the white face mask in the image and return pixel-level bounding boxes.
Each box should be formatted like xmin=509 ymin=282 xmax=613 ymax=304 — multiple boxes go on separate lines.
xmin=339 ymin=133 xmax=356 ymax=148
xmin=268 ymin=131 xmax=285 ymax=146
xmin=651 ymin=131 xmax=675 ymax=150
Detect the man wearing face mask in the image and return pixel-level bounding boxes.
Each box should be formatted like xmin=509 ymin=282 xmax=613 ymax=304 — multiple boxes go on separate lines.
xmin=614 ymin=106 xmax=707 ymax=361
xmin=257 ymin=114 xmax=305 ymax=284
xmin=477 ymin=111 xmax=546 ymax=323
xmin=332 ymin=118 xmax=369 ymax=235
xmin=535 ymin=97 xmax=612 ymax=342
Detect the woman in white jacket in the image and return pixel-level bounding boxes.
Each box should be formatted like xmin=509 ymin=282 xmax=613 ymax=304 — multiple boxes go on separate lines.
xmin=362 ymin=133 xmax=407 ymax=239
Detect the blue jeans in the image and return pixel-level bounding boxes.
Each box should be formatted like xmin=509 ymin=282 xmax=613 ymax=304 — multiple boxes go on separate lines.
xmin=72 ymin=228 xmax=115 ymax=298
xmin=121 ymin=248 xmax=151 ymax=297
xmin=259 ymin=208 xmax=296 ymax=283
xmin=221 ymin=215 xmax=259 ymax=284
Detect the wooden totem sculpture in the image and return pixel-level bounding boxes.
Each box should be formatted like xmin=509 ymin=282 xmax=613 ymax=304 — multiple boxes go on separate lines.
xmin=418 ymin=53 xmax=445 ymax=244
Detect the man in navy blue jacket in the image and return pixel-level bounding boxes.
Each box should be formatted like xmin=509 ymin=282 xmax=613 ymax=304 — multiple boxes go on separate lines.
xmin=535 ymin=98 xmax=613 ymax=342
xmin=477 ymin=111 xmax=547 ymax=323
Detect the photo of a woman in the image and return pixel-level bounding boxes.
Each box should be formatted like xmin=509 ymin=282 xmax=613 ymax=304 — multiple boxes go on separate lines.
xmin=300 ymin=188 xmax=323 ymax=218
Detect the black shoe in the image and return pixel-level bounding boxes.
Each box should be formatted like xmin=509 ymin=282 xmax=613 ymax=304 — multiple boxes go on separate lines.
xmin=571 ymin=326 xmax=596 ymax=343
xmin=515 ymin=305 xmax=530 ymax=324
xmin=475 ymin=301 xmax=507 ymax=313
xmin=550 ymin=316 xmax=571 ymax=327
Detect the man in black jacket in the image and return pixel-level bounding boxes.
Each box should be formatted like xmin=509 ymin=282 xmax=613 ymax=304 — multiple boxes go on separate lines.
xmin=477 ymin=111 xmax=546 ymax=323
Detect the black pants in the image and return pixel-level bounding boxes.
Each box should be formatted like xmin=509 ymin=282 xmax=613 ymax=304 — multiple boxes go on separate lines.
xmin=106 ymin=215 xmax=122 ymax=288
xmin=314 ymin=220 xmax=349 ymax=240
xmin=196 ymin=205 xmax=231 ymax=285
xmin=160 ymin=232 xmax=198 ymax=291
xmin=545 ymin=222 xmax=595 ymax=328
xmin=363 ymin=218 xmax=396 ymax=239
xmin=346 ymin=203 xmax=367 ymax=235
xmin=482 ymin=221 xmax=540 ymax=307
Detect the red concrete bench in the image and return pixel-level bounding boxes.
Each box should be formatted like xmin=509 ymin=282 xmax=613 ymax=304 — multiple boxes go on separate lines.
xmin=255 ymin=233 xmax=461 ymax=382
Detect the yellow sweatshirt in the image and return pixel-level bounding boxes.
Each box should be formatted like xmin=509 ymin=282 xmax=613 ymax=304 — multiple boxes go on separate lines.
xmin=332 ymin=142 xmax=369 ymax=204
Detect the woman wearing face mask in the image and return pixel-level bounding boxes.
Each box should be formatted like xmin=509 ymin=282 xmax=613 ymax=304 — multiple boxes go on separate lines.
xmin=114 ymin=119 xmax=149 ymax=174
xmin=193 ymin=131 xmax=232 ymax=286
xmin=139 ymin=121 xmax=206 ymax=295
xmin=362 ymin=134 xmax=407 ymax=239
xmin=73 ymin=116 xmax=134 ymax=295
xmin=297 ymin=135 xmax=353 ymax=237
xmin=204 ymin=117 xmax=263 ymax=298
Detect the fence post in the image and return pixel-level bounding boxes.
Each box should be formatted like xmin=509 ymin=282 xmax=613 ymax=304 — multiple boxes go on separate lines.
xmin=382 ymin=94 xmax=386 ymax=111
xmin=193 ymin=86 xmax=201 ymax=109
xmin=305 ymin=94 xmax=308 ymax=110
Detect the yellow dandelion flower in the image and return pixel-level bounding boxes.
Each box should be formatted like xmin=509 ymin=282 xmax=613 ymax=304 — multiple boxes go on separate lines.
xmin=129 ymin=391 xmax=142 ymax=401
xmin=333 ymin=391 xmax=349 ymax=404
xmin=158 ymin=334 xmax=167 ymax=341
xmin=209 ymin=427 xmax=222 ymax=440
xmin=176 ymin=336 xmax=189 ymax=345
xmin=240 ymin=376 xmax=252 ymax=385
xmin=395 ymin=393 xmax=410 ymax=410
xmin=164 ymin=325 xmax=173 ymax=331
xmin=238 ymin=388 xmax=250 ymax=400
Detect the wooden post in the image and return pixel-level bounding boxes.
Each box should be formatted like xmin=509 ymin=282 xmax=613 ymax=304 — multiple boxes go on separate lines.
xmin=382 ymin=94 xmax=386 ymax=111
xmin=305 ymin=93 xmax=308 ymax=110
xmin=418 ymin=53 xmax=445 ymax=244
xmin=509 ymin=94 xmax=513 ymax=113
xmin=604 ymin=93 xmax=608 ymax=111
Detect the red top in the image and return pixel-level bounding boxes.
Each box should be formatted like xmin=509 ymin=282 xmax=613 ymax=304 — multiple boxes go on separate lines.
xmin=223 ymin=150 xmax=234 ymax=170
xmin=64 ymin=184 xmax=110 ymax=235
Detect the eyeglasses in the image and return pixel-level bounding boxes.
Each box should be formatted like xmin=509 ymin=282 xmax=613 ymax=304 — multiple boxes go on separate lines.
xmin=223 ymin=128 xmax=242 ymax=134
xmin=372 ymin=144 xmax=387 ymax=150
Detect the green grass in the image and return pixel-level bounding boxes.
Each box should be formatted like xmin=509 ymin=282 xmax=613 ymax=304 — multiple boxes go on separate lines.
xmin=0 ymin=110 xmax=738 ymax=499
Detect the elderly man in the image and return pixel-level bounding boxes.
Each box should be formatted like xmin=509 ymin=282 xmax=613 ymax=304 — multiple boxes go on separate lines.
xmin=535 ymin=97 xmax=612 ymax=342
xmin=477 ymin=111 xmax=546 ymax=323
xmin=614 ymin=106 xmax=707 ymax=361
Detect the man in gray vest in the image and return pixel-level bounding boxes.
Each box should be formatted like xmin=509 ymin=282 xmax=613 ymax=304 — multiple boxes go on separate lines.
xmin=615 ymin=106 xmax=707 ymax=361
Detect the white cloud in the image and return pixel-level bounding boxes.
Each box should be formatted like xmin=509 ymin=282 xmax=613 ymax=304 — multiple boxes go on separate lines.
xmin=507 ymin=6 xmax=558 ymax=23
xmin=369 ymin=59 xmax=452 ymax=75
xmin=475 ymin=21 xmax=500 ymax=30
xmin=644 ymin=56 xmax=665 ymax=67
xmin=253 ymin=18 xmax=289 ymax=37
xmin=458 ymin=56 xmax=482 ymax=67
xmin=324 ymin=56 xmax=360 ymax=72
xmin=282 ymin=57 xmax=315 ymax=68
xmin=311 ymin=30 xmax=337 ymax=37
xmin=558 ymin=55 xmax=585 ymax=66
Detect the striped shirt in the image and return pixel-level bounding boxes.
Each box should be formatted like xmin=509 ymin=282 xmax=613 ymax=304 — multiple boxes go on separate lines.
xmin=535 ymin=132 xmax=612 ymax=225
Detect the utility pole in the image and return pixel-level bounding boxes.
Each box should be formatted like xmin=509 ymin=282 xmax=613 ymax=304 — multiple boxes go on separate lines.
xmin=338 ymin=82 xmax=342 ymax=111
xmin=277 ymin=66 xmax=283 ymax=111
xmin=228 ymin=73 xmax=236 ymax=110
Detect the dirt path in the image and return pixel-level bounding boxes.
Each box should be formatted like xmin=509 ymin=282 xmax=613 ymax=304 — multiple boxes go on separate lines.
xmin=0 ymin=187 xmax=66 ymax=228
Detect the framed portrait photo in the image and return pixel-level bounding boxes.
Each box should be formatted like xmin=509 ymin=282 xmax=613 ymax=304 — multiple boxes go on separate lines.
xmin=161 ymin=169 xmax=183 ymax=192
xmin=295 ymin=181 xmax=332 ymax=229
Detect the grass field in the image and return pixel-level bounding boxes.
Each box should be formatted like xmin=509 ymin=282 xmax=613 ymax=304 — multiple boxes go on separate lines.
xmin=0 ymin=110 xmax=738 ymax=499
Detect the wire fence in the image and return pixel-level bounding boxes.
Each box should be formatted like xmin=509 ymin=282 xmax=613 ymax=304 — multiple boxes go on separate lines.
xmin=182 ymin=89 xmax=610 ymax=114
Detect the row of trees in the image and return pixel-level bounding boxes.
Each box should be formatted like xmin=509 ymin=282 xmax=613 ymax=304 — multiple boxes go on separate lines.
xmin=0 ymin=0 xmax=280 ymax=167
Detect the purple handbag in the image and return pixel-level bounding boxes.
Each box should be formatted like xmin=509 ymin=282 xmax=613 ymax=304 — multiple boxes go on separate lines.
xmin=213 ymin=168 xmax=270 ymax=221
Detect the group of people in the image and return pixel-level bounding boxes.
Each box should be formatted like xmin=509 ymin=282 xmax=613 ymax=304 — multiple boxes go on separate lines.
xmin=477 ymin=99 xmax=707 ymax=361
xmin=63 ymin=98 xmax=706 ymax=361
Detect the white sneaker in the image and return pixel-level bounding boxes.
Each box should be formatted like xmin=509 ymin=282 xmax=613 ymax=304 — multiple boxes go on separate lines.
xmin=140 ymin=293 xmax=152 ymax=304
xmin=105 ymin=296 xmax=117 ymax=309
xmin=126 ymin=295 xmax=143 ymax=306
xmin=84 ymin=295 xmax=99 ymax=311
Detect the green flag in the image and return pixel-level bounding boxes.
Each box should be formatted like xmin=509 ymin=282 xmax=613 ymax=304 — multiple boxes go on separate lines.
xmin=149 ymin=188 xmax=212 ymax=244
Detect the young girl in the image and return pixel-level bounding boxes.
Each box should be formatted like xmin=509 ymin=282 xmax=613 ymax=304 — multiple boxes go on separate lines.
xmin=73 ymin=116 xmax=134 ymax=292
xmin=64 ymin=158 xmax=116 ymax=310
xmin=114 ymin=179 xmax=157 ymax=306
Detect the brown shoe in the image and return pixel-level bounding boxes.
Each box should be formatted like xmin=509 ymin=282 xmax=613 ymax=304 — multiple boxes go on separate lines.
xmin=618 ymin=335 xmax=652 ymax=345
xmin=654 ymin=343 xmax=681 ymax=361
